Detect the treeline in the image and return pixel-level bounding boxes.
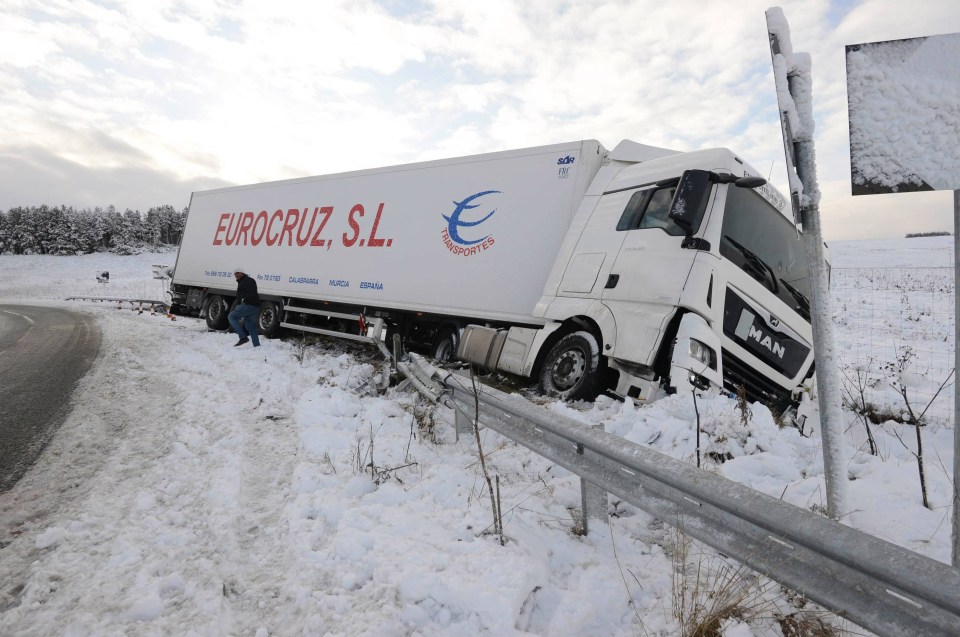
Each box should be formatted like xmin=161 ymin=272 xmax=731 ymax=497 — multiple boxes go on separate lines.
xmin=0 ymin=205 xmax=187 ymax=255
xmin=905 ymin=231 xmax=951 ymax=238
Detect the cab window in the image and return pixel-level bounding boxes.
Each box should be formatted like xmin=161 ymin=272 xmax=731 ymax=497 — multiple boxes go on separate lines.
xmin=616 ymin=186 xmax=684 ymax=235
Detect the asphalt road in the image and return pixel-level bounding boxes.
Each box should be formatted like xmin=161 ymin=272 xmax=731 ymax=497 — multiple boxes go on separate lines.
xmin=0 ymin=305 xmax=101 ymax=491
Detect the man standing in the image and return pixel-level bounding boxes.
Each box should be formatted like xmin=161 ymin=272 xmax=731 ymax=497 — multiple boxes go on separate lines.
xmin=228 ymin=267 xmax=261 ymax=347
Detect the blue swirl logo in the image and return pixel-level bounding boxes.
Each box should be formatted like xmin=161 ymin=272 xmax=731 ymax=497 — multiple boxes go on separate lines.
xmin=442 ymin=190 xmax=500 ymax=246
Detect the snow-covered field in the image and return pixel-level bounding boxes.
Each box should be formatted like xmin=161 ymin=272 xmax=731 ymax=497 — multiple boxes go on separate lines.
xmin=831 ymin=239 xmax=954 ymax=425
xmin=0 ymin=237 xmax=954 ymax=637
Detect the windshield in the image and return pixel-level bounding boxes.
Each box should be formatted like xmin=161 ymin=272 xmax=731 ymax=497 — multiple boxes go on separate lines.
xmin=719 ymin=186 xmax=811 ymax=322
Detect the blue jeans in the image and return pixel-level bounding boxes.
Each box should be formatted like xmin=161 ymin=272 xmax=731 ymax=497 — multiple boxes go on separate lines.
xmin=228 ymin=304 xmax=261 ymax=346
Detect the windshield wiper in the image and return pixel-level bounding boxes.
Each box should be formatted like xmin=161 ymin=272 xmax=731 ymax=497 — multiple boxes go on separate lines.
xmin=723 ymin=236 xmax=779 ymax=293
xmin=780 ymin=278 xmax=811 ymax=320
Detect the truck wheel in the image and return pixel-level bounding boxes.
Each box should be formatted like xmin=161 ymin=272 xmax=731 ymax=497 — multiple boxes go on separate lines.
xmin=205 ymin=295 xmax=229 ymax=330
xmin=431 ymin=327 xmax=459 ymax=363
xmin=540 ymin=331 xmax=600 ymax=400
xmin=258 ymin=302 xmax=283 ymax=338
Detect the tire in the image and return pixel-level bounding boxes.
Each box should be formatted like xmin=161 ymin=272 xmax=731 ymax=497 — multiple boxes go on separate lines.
xmin=257 ymin=302 xmax=283 ymax=338
xmin=205 ymin=294 xmax=229 ymax=330
xmin=540 ymin=330 xmax=601 ymax=400
xmin=431 ymin=326 xmax=460 ymax=364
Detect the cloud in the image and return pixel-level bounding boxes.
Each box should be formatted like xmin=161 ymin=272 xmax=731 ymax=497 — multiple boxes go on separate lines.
xmin=0 ymin=145 xmax=229 ymax=212
xmin=0 ymin=0 xmax=958 ymax=239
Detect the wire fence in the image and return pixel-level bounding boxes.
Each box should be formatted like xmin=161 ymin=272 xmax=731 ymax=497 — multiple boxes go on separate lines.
xmin=831 ymin=266 xmax=954 ymax=426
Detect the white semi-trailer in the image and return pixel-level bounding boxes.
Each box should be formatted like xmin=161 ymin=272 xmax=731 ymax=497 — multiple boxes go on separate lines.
xmin=170 ymin=139 xmax=816 ymax=408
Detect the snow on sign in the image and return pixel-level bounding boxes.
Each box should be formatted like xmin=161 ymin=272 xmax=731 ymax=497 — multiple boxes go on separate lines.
xmin=846 ymin=33 xmax=960 ymax=195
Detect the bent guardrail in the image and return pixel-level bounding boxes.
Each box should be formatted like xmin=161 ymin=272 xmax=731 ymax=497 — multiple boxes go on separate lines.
xmin=400 ymin=354 xmax=960 ymax=637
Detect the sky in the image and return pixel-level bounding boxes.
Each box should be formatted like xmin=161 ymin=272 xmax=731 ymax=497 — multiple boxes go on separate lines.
xmin=0 ymin=237 xmax=955 ymax=635
xmin=1 ymin=0 xmax=959 ymax=240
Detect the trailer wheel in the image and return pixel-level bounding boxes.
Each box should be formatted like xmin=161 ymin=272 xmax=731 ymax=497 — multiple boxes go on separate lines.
xmin=205 ymin=295 xmax=229 ymax=330
xmin=431 ymin=327 xmax=460 ymax=363
xmin=540 ymin=330 xmax=600 ymax=400
xmin=258 ymin=302 xmax=283 ymax=338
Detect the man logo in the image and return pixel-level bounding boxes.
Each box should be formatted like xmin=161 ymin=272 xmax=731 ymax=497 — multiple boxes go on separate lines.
xmin=748 ymin=324 xmax=786 ymax=359
xmin=735 ymin=308 xmax=786 ymax=359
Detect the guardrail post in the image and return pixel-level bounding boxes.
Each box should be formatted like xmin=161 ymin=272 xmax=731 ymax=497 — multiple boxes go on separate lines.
xmin=392 ymin=334 xmax=402 ymax=372
xmin=579 ymin=423 xmax=608 ymax=535
xmin=455 ymin=406 xmax=474 ymax=442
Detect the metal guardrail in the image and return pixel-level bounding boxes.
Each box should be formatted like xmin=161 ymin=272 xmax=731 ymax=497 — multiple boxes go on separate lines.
xmin=400 ymin=354 xmax=960 ymax=637
xmin=66 ymin=297 xmax=169 ymax=310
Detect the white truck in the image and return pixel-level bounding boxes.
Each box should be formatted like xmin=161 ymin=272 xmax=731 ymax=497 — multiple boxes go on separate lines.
xmin=170 ymin=139 xmax=816 ymax=409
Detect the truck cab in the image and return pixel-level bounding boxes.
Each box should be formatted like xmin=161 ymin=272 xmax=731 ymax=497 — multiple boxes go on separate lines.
xmin=483 ymin=144 xmax=815 ymax=411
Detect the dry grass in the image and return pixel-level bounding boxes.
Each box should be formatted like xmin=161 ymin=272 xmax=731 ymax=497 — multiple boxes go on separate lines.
xmin=669 ymin=525 xmax=848 ymax=637
xmin=778 ymin=612 xmax=842 ymax=637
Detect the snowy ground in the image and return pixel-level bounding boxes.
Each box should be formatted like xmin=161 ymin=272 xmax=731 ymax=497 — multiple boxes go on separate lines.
xmin=0 ymin=237 xmax=954 ymax=637
xmin=830 ymin=238 xmax=955 ymax=425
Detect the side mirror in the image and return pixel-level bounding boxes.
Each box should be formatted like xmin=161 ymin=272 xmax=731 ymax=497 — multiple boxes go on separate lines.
xmin=668 ymin=169 xmax=712 ymax=233
xmin=712 ymin=173 xmax=768 ymax=188
xmin=734 ymin=176 xmax=767 ymax=188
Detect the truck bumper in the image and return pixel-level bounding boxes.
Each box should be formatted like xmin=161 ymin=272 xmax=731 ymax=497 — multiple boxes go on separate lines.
xmin=669 ymin=312 xmax=723 ymax=395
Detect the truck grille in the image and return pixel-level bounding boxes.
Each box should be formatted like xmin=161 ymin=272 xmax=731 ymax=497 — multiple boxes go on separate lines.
xmin=721 ymin=350 xmax=791 ymax=411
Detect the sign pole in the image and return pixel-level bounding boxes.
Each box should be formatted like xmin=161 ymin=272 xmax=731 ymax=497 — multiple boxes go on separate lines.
xmin=766 ymin=8 xmax=849 ymax=519
xmin=954 ymin=189 xmax=959 ymax=567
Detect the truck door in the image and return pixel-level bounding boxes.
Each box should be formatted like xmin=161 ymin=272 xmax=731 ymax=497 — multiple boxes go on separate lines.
xmin=601 ymin=182 xmax=701 ymax=364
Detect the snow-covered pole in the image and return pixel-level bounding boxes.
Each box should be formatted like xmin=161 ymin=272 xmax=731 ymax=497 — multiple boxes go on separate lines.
xmin=954 ymin=188 xmax=960 ymax=567
xmin=766 ymin=7 xmax=849 ymax=520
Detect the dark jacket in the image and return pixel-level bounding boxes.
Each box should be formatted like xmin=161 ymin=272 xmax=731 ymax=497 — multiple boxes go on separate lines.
xmin=236 ymin=274 xmax=261 ymax=306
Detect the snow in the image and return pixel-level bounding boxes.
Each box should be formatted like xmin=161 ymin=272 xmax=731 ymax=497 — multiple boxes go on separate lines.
xmin=830 ymin=237 xmax=955 ymax=425
xmin=0 ymin=238 xmax=955 ymax=636
xmin=847 ymin=32 xmax=960 ymax=191
xmin=766 ymin=6 xmax=820 ymax=208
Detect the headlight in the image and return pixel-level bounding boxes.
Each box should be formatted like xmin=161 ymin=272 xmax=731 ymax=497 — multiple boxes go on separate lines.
xmin=688 ymin=338 xmax=717 ymax=370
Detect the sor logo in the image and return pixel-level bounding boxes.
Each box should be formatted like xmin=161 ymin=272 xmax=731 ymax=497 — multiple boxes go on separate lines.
xmin=557 ymin=155 xmax=576 ymax=165
xmin=440 ymin=190 xmax=500 ymax=257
